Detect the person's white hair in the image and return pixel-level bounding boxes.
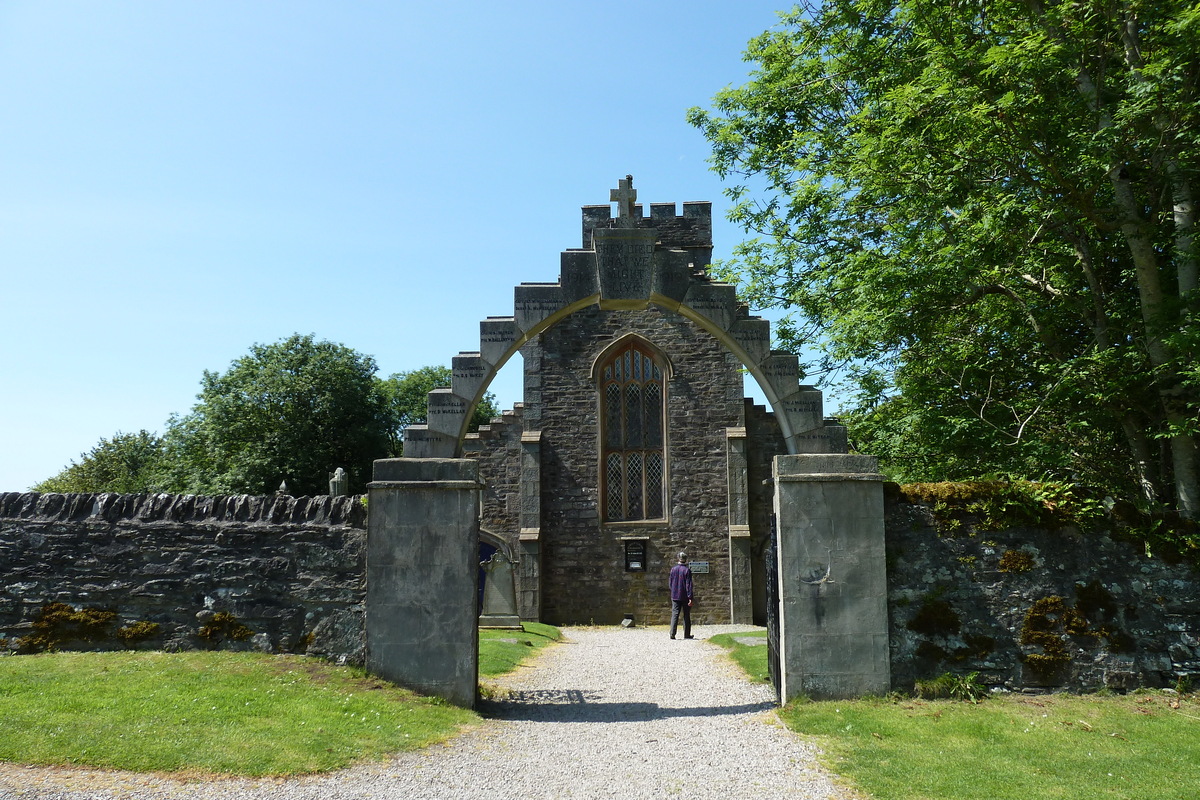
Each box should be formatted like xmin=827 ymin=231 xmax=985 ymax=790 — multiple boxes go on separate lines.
xmin=677 ymin=552 xmax=687 ymax=563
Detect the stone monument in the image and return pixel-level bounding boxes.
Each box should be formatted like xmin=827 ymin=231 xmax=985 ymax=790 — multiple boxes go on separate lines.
xmin=478 ymin=550 xmax=522 ymax=629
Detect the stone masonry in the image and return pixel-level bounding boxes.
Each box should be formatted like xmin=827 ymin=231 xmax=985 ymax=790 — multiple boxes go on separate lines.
xmin=0 ymin=491 xmax=366 ymax=662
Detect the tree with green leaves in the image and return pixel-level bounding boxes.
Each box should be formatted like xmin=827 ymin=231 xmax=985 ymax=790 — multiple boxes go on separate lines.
xmin=162 ymin=334 xmax=391 ymax=496
xmin=33 ymin=430 xmax=166 ymax=494
xmin=378 ymin=365 xmax=499 ymax=456
xmin=689 ymin=0 xmax=1199 ymax=515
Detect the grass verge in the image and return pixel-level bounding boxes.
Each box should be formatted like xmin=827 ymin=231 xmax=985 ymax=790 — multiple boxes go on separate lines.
xmin=0 ymin=650 xmax=473 ymax=776
xmin=711 ymin=627 xmax=1200 ymax=798
xmin=707 ymin=629 xmax=769 ymax=683
xmin=780 ymin=691 xmax=1200 ymax=800
xmin=478 ymin=621 xmax=560 ymax=677
xmin=0 ymin=623 xmax=561 ymax=776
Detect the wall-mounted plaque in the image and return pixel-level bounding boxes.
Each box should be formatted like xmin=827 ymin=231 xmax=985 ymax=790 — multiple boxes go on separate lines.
xmin=689 ymin=561 xmax=710 ymax=574
xmin=624 ymin=540 xmax=646 ymax=572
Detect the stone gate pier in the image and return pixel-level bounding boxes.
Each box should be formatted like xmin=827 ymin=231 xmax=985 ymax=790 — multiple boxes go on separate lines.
xmin=366 ymin=458 xmax=481 ymax=707
xmin=773 ymin=454 xmax=889 ymax=701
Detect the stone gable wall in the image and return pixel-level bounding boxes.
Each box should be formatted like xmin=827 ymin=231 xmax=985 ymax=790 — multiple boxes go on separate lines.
xmin=521 ymin=305 xmax=745 ymax=625
xmin=0 ymin=491 xmax=366 ymax=663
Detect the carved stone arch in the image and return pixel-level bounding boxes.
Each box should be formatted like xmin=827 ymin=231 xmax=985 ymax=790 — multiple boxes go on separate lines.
xmin=588 ymin=332 xmax=673 ymax=383
xmin=403 ymin=181 xmax=844 ymax=459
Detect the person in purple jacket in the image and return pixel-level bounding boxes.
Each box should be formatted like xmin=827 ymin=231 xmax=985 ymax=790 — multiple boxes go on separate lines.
xmin=668 ymin=551 xmax=694 ymax=640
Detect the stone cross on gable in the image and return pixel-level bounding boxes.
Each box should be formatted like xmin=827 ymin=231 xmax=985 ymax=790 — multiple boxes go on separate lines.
xmin=610 ymin=174 xmax=637 ymax=228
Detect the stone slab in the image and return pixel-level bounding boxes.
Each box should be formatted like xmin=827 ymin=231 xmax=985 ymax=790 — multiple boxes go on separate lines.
xmin=479 ymin=317 xmax=521 ymax=368
xmin=400 ymin=425 xmax=457 ymax=459
xmin=366 ymin=458 xmax=479 ymax=707
xmin=773 ymin=460 xmax=888 ymax=701
xmin=560 ymin=250 xmax=599 ymax=303
xmin=730 ymin=317 xmax=772 ymax=365
xmin=514 ymin=283 xmax=568 ymax=333
xmin=682 ymin=282 xmax=737 ymax=331
xmin=452 ymin=353 xmax=490 ymax=407
xmin=593 ymin=227 xmax=658 ymax=309
xmin=426 ymin=388 xmax=470 ymax=438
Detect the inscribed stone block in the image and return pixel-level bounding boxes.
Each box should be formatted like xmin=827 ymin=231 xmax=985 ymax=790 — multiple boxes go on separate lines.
xmin=479 ymin=317 xmax=520 ymax=367
xmin=682 ymin=282 xmax=737 ymax=331
xmin=730 ymin=317 xmax=772 ymax=365
xmin=593 ymin=227 xmax=657 ymax=309
xmin=514 ymin=283 xmax=568 ymax=333
xmin=758 ymin=352 xmax=801 ymax=400
xmin=452 ymin=353 xmax=489 ymax=406
xmin=560 ymin=250 xmax=599 ymax=303
xmin=401 ymin=425 xmax=457 ymax=459
xmin=651 ymin=249 xmax=692 ymax=307
xmin=426 ymin=388 xmax=470 ymax=438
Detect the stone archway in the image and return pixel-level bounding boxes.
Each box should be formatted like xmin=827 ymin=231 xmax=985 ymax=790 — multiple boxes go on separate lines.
xmin=367 ymin=178 xmax=889 ymax=705
xmin=400 ymin=179 xmax=844 ymax=461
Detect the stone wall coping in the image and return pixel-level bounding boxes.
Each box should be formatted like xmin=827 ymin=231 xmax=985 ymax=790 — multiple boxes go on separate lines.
xmin=367 ymin=481 xmax=483 ymax=491
xmin=776 ymin=473 xmax=886 ymax=482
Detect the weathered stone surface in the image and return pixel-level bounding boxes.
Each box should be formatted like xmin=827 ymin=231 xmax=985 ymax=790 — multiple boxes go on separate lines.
xmin=885 ymin=492 xmax=1200 ymax=693
xmin=0 ymin=492 xmax=366 ymax=661
xmin=367 ymin=459 xmax=479 ymax=707
xmin=774 ymin=456 xmax=889 ymax=701
xmin=514 ymin=283 xmax=568 ymax=333
xmin=479 ymin=317 xmax=521 ymax=368
xmin=594 ymin=227 xmax=658 ymax=310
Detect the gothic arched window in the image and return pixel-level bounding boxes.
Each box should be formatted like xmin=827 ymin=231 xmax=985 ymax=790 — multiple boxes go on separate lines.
xmin=600 ymin=339 xmax=666 ymax=521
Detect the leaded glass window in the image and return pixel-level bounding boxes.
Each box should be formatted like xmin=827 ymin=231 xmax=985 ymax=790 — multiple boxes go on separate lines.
xmin=600 ymin=340 xmax=666 ymax=521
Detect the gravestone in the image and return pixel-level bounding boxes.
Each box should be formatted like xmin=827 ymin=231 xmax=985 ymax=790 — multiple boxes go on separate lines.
xmin=328 ymin=467 xmax=348 ymax=497
xmin=478 ymin=550 xmax=522 ymax=629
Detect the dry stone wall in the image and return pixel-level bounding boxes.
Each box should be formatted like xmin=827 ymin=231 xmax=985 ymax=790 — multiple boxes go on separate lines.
xmin=0 ymin=491 xmax=366 ymax=663
xmin=3 ymin=485 xmax=1197 ymax=694
xmin=886 ymin=490 xmax=1200 ymax=693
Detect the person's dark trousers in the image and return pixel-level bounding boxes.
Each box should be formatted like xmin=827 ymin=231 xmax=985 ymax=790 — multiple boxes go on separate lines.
xmin=669 ymin=599 xmax=691 ymax=639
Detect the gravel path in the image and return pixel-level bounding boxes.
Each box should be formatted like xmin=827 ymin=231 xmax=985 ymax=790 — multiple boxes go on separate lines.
xmin=0 ymin=626 xmax=857 ymax=800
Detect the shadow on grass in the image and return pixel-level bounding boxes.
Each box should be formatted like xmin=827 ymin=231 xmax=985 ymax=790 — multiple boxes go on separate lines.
xmin=479 ymin=689 xmax=775 ymax=722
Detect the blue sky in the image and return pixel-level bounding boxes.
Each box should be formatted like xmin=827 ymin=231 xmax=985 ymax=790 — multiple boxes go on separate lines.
xmin=0 ymin=1 xmax=797 ymax=491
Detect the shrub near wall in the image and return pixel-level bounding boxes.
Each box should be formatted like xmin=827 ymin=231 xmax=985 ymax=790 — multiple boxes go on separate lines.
xmin=886 ymin=483 xmax=1200 ymax=693
xmin=0 ymin=492 xmax=366 ymax=663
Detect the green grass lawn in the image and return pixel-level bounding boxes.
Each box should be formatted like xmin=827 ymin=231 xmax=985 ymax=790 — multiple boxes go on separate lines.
xmin=707 ymin=629 xmax=770 ymax=683
xmin=783 ymin=692 xmax=1200 ymax=800
xmin=478 ymin=621 xmax=560 ymax=677
xmin=710 ymin=627 xmax=1200 ymax=800
xmin=0 ymin=622 xmax=560 ymax=776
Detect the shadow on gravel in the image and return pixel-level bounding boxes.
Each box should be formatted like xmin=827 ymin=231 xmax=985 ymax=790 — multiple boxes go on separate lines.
xmin=479 ymin=689 xmax=776 ymax=723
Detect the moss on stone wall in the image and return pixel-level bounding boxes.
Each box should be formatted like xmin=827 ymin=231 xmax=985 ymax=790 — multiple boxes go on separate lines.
xmin=197 ymin=612 xmax=253 ymax=645
xmin=18 ymin=602 xmax=117 ymax=653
